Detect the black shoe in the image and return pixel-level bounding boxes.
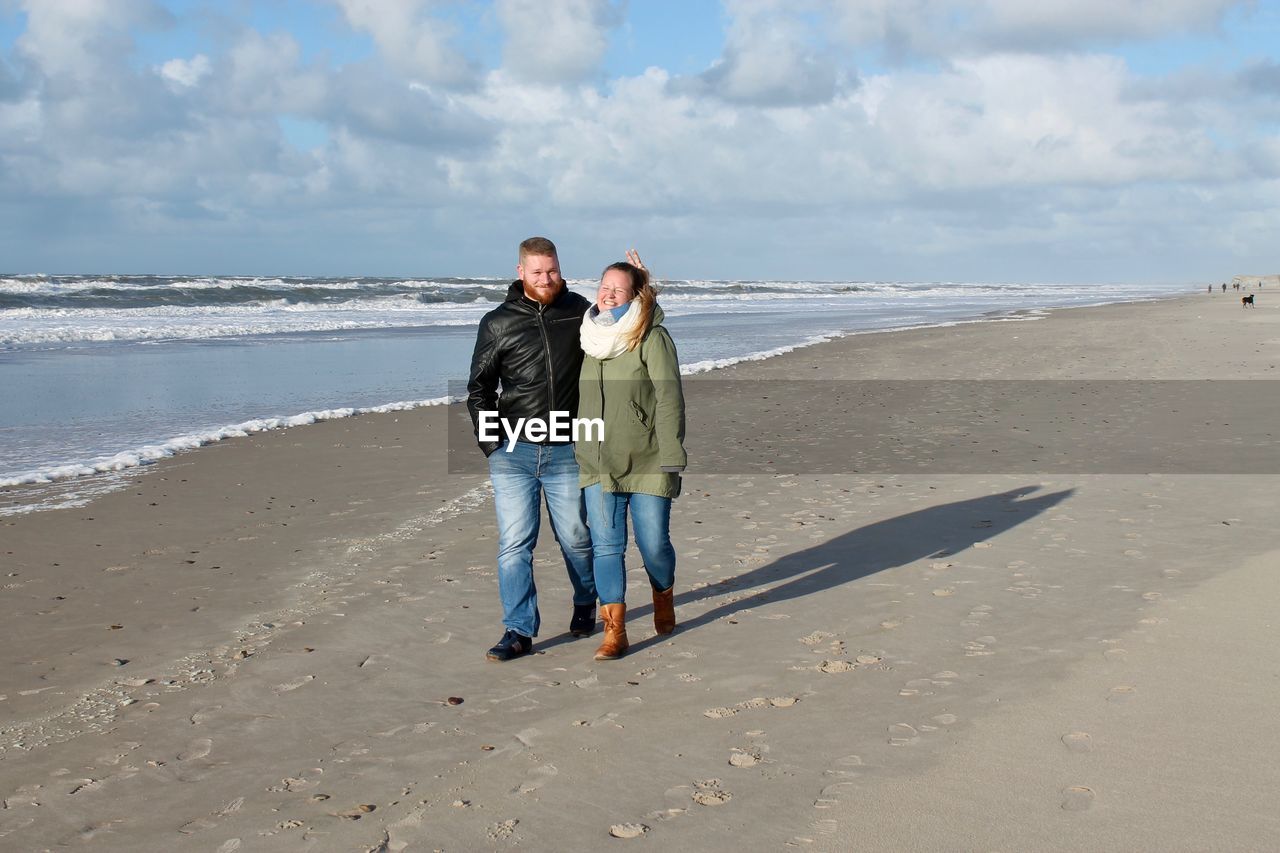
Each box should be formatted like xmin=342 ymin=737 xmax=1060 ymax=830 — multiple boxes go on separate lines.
xmin=486 ymin=629 xmax=533 ymax=662
xmin=570 ymin=603 xmax=597 ymax=638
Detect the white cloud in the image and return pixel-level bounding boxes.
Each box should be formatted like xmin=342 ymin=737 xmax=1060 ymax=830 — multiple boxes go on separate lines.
xmin=0 ymin=97 xmax=42 ymax=150
xmin=676 ymin=0 xmax=844 ymax=105
xmin=216 ymin=30 xmax=327 ymax=116
xmin=16 ymin=0 xmax=170 ymax=83
xmin=158 ymin=54 xmax=211 ymax=89
xmin=331 ymin=0 xmax=477 ymax=88
xmin=827 ymin=0 xmax=1249 ymax=58
xmin=0 ymin=1 xmax=1276 ymax=280
xmin=495 ymin=0 xmax=623 ymax=85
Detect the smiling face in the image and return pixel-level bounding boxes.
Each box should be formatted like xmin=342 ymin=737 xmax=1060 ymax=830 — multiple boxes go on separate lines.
xmin=517 ymin=252 xmax=563 ymax=305
xmin=596 ymin=267 xmax=636 ymax=311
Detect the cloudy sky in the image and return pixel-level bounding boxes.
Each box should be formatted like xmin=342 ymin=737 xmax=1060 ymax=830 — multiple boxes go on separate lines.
xmin=1 ymin=0 xmax=1277 ymax=282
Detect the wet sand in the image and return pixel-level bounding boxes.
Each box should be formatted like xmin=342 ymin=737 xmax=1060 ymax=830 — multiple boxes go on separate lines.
xmin=2 ymin=292 xmax=1279 ymax=850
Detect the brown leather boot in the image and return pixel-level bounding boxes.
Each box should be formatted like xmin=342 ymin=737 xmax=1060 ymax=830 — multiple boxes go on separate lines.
xmin=652 ymin=585 xmax=676 ymax=635
xmin=594 ymin=603 xmax=629 ymax=660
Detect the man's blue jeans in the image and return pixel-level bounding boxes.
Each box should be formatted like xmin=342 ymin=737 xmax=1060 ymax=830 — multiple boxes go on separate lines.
xmin=487 ymin=441 xmax=595 ymax=637
xmin=583 ymin=483 xmax=676 ymax=605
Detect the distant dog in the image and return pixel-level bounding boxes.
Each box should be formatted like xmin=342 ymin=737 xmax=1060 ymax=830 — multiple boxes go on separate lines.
xmin=1242 ymin=294 xmax=1255 ymax=307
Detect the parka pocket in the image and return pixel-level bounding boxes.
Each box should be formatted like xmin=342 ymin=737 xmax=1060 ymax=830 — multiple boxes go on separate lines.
xmin=628 ymin=400 xmax=650 ymax=427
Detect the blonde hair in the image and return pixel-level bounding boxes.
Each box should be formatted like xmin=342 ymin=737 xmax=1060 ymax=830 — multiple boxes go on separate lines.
xmin=602 ymin=261 xmax=656 ymax=352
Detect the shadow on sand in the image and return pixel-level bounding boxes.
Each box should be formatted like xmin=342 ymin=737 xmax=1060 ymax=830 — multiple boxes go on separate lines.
xmin=555 ymin=484 xmax=1073 ymax=656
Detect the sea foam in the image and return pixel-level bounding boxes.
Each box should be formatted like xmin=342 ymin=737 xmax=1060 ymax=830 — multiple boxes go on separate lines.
xmin=0 ymin=395 xmax=457 ymax=488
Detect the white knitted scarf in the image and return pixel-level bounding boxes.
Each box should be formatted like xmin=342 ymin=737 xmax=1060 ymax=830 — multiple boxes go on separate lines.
xmin=580 ymin=302 xmax=641 ymax=360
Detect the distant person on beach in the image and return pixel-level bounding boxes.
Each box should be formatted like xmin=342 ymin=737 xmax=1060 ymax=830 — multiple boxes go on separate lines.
xmin=467 ymin=236 xmax=597 ymax=662
xmin=576 ymin=250 xmax=687 ymax=660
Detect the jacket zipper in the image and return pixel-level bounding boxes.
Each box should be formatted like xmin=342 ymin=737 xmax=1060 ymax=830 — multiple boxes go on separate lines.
xmin=596 ymin=358 xmax=608 ymax=525
xmin=536 ymin=303 xmax=555 ymax=423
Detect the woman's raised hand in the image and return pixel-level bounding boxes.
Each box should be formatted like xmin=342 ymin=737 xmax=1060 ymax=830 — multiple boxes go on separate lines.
xmin=625 ymin=249 xmax=646 ymax=271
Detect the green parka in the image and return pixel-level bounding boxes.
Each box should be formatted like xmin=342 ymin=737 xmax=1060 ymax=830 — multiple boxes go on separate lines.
xmin=576 ymin=305 xmax=687 ymax=498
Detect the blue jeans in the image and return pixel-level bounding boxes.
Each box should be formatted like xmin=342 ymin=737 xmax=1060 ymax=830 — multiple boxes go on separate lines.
xmin=488 ymin=442 xmax=595 ymax=637
xmin=583 ymin=483 xmax=675 ymax=605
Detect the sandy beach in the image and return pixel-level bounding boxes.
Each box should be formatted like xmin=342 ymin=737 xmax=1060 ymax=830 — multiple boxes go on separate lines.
xmin=3 ymin=292 xmax=1279 ymax=851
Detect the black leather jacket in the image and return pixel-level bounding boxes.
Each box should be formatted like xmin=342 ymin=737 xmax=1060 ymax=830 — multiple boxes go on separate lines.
xmin=467 ymin=281 xmax=591 ymax=456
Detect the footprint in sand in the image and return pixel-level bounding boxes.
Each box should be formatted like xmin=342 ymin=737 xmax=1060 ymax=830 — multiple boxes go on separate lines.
xmin=819 ymin=781 xmax=857 ymax=806
xmin=178 ymin=797 xmax=245 ymax=835
xmin=66 ymin=778 xmax=102 ymax=796
xmin=610 ymin=823 xmax=649 ymax=838
xmin=272 ymin=675 xmax=315 ymax=693
xmin=267 ymin=768 xmax=323 ymax=792
xmin=487 ymin=819 xmax=519 ymax=841
xmin=808 ymin=818 xmax=839 ymax=838
xmin=704 ymin=696 xmax=797 ymax=718
xmin=1062 ymin=732 xmax=1093 ymax=753
xmin=729 ymin=748 xmax=762 ymax=768
xmin=59 ymin=819 xmax=125 ymax=844
xmin=899 ymin=678 xmax=933 ymax=697
xmin=1107 ymin=685 xmax=1137 ymax=703
xmin=647 ymin=786 xmax=694 ymax=822
xmin=189 ymin=706 xmax=223 ymax=726
xmin=887 ymin=723 xmax=919 ymax=746
xmin=177 ymin=737 xmax=212 ymax=761
xmin=692 ymin=779 xmax=732 ymax=806
xmin=964 ymin=640 xmax=993 ymax=657
xmin=1061 ymin=786 xmax=1095 ymax=811
xmin=332 ymin=803 xmax=377 ymax=821
xmin=818 ymin=660 xmax=856 ymax=674
xmin=516 ymin=763 xmax=558 ymax=794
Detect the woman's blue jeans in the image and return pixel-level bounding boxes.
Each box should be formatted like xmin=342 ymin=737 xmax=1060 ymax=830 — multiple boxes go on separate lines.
xmin=583 ymin=483 xmax=676 ymax=605
xmin=488 ymin=442 xmax=596 ymax=637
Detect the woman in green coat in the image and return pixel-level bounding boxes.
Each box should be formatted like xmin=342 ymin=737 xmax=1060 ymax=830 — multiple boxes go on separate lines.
xmin=577 ymin=251 xmax=686 ymax=661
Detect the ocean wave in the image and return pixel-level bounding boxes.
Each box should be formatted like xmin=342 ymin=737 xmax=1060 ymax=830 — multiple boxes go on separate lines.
xmin=0 ymin=395 xmax=458 ymax=488
xmin=2 ymin=274 xmax=1178 ymax=318
xmin=0 ymin=279 xmax=1189 ymax=347
xmin=0 ymin=278 xmax=510 ymax=311
xmin=0 ymin=314 xmax=484 ymax=345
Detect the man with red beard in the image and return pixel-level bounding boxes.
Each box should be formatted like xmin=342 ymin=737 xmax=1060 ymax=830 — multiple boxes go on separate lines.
xmin=467 ymin=237 xmax=597 ymax=661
